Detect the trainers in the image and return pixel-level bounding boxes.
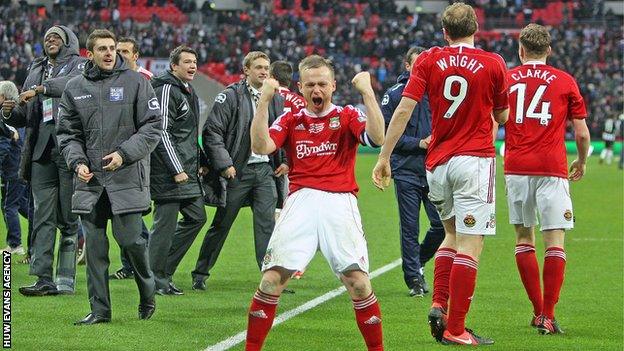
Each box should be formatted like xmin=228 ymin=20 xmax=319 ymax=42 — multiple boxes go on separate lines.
xmin=530 ymin=314 xmax=539 ymax=327
xmin=536 ymin=315 xmax=565 ymax=335
xmin=409 ymin=274 xmax=426 ymax=297
xmin=18 ymin=255 xmax=31 ymax=264
xmin=291 ymin=270 xmax=305 ymax=280
xmin=109 ymin=268 xmax=134 ymax=280
xmin=441 ymin=328 xmax=494 ymax=345
xmin=428 ymin=306 xmax=448 ymax=342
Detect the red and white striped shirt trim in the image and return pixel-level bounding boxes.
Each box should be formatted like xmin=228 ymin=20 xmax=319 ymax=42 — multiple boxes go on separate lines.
xmin=545 ymin=249 xmax=567 ymax=261
xmin=515 ymin=244 xmax=536 ymax=255
xmin=352 ymin=293 xmax=378 ymax=310
xmin=453 ymin=257 xmax=479 ymax=270
xmin=435 ymin=249 xmax=457 ymax=260
xmin=253 ymin=290 xmax=279 ymax=305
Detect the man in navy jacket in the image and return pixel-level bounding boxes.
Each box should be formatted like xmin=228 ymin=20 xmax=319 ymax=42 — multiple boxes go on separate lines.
xmin=381 ymin=47 xmax=444 ymax=297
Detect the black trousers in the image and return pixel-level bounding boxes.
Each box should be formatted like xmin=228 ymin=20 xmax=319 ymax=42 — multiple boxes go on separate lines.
xmin=29 ymin=147 xmax=78 ymax=287
xmin=149 ymin=196 xmax=206 ymax=289
xmin=394 ymin=179 xmax=445 ymax=289
xmin=81 ymin=191 xmax=155 ymax=317
xmin=192 ymin=163 xmax=276 ymax=282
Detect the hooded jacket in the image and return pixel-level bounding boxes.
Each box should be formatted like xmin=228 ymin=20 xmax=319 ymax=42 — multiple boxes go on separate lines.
xmin=380 ymin=71 xmax=432 ymax=186
xmin=150 ymin=70 xmax=204 ymax=201
xmin=56 ymin=55 xmax=162 ymax=215
xmin=202 ymin=79 xmax=286 ymax=207
xmin=2 ymin=25 xmax=87 ymax=181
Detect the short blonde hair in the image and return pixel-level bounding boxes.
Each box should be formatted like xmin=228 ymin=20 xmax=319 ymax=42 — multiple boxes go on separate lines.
xmin=441 ymin=3 xmax=478 ymax=40
xmin=298 ymin=55 xmax=335 ymax=78
xmin=243 ymin=51 xmax=269 ymax=69
xmin=519 ymin=24 xmax=551 ymax=57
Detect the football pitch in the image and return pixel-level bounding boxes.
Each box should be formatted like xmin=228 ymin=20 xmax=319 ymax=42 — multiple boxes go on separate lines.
xmin=6 ymin=155 xmax=623 ymax=350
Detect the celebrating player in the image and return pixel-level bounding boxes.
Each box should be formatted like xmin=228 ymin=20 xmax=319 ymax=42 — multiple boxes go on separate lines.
xmin=505 ymin=23 xmax=590 ymax=335
xmin=245 ymin=55 xmax=385 ymax=351
xmin=372 ymin=3 xmax=509 ymax=345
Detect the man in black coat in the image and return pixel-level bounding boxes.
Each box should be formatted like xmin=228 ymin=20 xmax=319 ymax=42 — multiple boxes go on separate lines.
xmin=2 ymin=25 xmax=85 ymax=296
xmin=149 ymin=46 xmax=207 ymax=295
xmin=380 ymin=47 xmax=444 ymax=297
xmin=56 ymin=29 xmax=161 ymax=325
xmin=192 ymin=51 xmax=287 ymax=290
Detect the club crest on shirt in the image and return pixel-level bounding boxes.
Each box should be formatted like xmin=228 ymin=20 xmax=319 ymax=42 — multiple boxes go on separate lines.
xmin=329 ymin=116 xmax=340 ymax=130
xmin=463 ymin=214 xmax=476 ymax=228
xmin=563 ymin=209 xmax=573 ymax=221
xmin=109 ymin=87 xmax=124 ymax=102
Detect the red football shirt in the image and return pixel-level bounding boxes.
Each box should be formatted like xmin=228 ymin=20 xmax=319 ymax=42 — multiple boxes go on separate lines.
xmin=504 ymin=62 xmax=587 ymax=178
xmin=277 ymin=87 xmax=306 ymax=114
xmin=403 ymin=44 xmax=509 ymax=170
xmin=269 ymin=104 xmax=367 ymax=195
xmin=137 ymin=66 xmax=153 ymax=80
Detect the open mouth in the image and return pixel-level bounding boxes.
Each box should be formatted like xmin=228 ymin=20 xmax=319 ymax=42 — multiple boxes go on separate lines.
xmin=312 ymin=97 xmax=323 ymax=107
xmin=103 ymin=58 xmax=113 ymax=65
xmin=187 ymin=70 xmax=196 ymax=76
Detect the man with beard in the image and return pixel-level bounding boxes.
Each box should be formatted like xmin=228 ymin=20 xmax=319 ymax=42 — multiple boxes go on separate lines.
xmin=2 ymin=25 xmax=85 ymax=296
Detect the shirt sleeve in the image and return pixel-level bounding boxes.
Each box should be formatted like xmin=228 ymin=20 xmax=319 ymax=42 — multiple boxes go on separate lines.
xmin=402 ymin=52 xmax=429 ymax=102
xmin=492 ymin=55 xmax=509 ymax=111
xmin=568 ymin=78 xmax=587 ymax=119
xmin=268 ymin=111 xmax=293 ymax=149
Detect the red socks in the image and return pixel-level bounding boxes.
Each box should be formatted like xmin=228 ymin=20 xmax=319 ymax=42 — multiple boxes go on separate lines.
xmin=245 ymin=290 xmax=279 ymax=351
xmin=543 ymin=247 xmax=566 ymax=319
xmin=432 ymin=248 xmax=456 ymax=310
xmin=515 ymin=244 xmax=543 ymax=316
xmin=353 ymin=293 xmax=384 ymax=351
xmin=446 ymin=254 xmax=478 ymax=336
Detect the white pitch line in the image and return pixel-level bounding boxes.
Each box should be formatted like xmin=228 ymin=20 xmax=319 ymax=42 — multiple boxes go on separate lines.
xmin=204 ymin=258 xmax=402 ymax=351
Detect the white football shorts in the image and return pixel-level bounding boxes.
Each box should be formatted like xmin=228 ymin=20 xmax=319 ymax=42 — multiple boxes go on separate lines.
xmin=426 ymin=155 xmax=496 ymax=235
xmin=261 ymin=187 xmax=370 ymax=275
xmin=505 ymin=175 xmax=574 ymax=231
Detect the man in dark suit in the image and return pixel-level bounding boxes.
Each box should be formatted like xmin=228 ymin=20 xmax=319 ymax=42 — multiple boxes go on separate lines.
xmin=193 ymin=51 xmax=287 ymax=290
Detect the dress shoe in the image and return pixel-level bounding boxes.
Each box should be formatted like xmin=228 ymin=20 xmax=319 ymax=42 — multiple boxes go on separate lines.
xmin=168 ymin=282 xmax=184 ymax=295
xmin=74 ymin=313 xmax=111 ymax=325
xmin=138 ymin=299 xmax=156 ymax=320
xmin=191 ymin=280 xmax=206 ymax=291
xmin=19 ymin=280 xmax=58 ymax=297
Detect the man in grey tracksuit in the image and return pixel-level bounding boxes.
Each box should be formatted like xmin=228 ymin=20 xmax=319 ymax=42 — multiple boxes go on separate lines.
xmin=56 ymin=29 xmax=161 ymax=325
xmin=149 ymin=46 xmax=207 ymax=296
xmin=2 ymin=25 xmax=85 ymax=296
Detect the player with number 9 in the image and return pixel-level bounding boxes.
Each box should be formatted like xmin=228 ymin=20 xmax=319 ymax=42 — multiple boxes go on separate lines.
xmin=372 ymin=2 xmax=509 ymax=345
xmin=504 ymin=23 xmax=590 ymax=335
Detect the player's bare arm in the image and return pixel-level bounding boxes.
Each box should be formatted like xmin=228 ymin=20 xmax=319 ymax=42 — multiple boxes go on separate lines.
xmin=372 ymin=96 xmax=418 ymax=190
xmin=569 ymin=118 xmax=590 ymax=181
xmin=493 ymin=108 xmax=509 ymax=125
xmin=352 ymin=72 xmax=384 ymax=146
xmin=251 ymin=77 xmax=279 ymax=155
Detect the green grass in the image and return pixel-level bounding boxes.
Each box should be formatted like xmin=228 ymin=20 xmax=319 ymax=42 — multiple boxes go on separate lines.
xmin=3 ymin=155 xmax=623 ymax=350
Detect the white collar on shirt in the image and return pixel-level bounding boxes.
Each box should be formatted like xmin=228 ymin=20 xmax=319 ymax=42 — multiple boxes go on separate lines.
xmin=523 ymin=60 xmax=547 ymax=65
xmin=302 ymin=104 xmax=337 ymax=118
xmin=449 ymin=43 xmax=475 ymax=49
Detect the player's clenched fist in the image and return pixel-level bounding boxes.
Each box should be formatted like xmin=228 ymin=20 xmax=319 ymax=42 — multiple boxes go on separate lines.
xmin=260 ymin=78 xmax=280 ymax=99
xmin=371 ymin=158 xmax=392 ymax=191
xmin=351 ymin=72 xmax=373 ymax=94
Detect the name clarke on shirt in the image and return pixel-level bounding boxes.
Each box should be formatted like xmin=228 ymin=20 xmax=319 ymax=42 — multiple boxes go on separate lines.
xmin=510 ymin=68 xmax=557 ymax=84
